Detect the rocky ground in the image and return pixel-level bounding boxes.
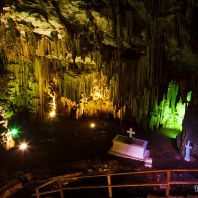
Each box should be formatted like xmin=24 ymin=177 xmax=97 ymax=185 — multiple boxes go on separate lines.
xmin=0 ymin=116 xmax=198 ymax=197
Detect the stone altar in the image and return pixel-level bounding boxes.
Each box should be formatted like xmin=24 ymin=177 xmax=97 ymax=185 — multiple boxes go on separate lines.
xmin=109 ymin=135 xmax=150 ymax=162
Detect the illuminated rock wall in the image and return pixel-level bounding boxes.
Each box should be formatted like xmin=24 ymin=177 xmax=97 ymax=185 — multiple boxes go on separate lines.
xmin=0 ymin=0 xmax=197 ymax=129
xmin=150 ymin=82 xmax=192 ymax=131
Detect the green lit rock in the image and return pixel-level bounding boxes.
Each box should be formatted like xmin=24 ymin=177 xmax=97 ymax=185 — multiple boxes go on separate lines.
xmin=150 ymin=81 xmax=192 ymax=132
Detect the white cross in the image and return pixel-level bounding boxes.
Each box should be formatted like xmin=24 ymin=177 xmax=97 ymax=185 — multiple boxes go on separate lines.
xmin=127 ymin=128 xmax=135 ymax=138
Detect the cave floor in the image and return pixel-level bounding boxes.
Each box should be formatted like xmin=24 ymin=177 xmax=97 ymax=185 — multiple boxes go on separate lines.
xmin=0 ymin=116 xmax=198 ymax=197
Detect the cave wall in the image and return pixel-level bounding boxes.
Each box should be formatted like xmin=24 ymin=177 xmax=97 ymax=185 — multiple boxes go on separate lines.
xmin=104 ymin=0 xmax=198 ymax=128
xmin=0 ymin=0 xmax=198 ymax=129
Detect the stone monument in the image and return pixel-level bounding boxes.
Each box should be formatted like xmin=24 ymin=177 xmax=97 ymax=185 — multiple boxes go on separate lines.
xmin=109 ymin=128 xmax=152 ymax=167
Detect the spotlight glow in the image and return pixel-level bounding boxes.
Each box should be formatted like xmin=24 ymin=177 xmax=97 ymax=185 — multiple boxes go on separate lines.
xmin=19 ymin=142 xmax=28 ymax=151
xmin=49 ymin=111 xmax=56 ymax=118
xmin=90 ymin=123 xmax=96 ymax=128
xmin=94 ymin=92 xmax=103 ymax=99
xmin=10 ymin=128 xmax=19 ymax=138
xmin=11 ymin=129 xmax=17 ymax=135
xmin=48 ymin=94 xmax=56 ymax=118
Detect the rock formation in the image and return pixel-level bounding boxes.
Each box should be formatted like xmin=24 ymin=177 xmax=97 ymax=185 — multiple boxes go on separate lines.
xmin=0 ymin=106 xmax=15 ymax=150
xmin=0 ymin=0 xmax=197 ymax=137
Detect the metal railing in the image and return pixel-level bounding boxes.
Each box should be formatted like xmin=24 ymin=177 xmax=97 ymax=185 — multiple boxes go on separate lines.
xmin=33 ymin=169 xmax=198 ymax=197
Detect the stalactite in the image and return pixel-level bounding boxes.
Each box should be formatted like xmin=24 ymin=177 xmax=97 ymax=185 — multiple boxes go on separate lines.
xmin=0 ymin=0 xmax=197 ymax=130
xmin=150 ymin=81 xmax=192 ymax=131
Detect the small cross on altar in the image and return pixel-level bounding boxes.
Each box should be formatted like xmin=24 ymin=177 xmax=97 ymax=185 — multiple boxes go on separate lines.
xmin=127 ymin=128 xmax=135 ymax=138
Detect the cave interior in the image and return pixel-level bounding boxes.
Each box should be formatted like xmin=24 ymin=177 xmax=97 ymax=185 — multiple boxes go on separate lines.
xmin=0 ymin=0 xmax=198 ymax=197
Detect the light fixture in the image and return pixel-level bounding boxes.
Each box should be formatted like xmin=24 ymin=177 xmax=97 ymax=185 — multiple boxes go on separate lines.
xmin=90 ymin=122 xmax=96 ymax=128
xmin=10 ymin=128 xmax=19 ymax=137
xmin=10 ymin=128 xmax=18 ymax=135
xmin=19 ymin=142 xmax=28 ymax=151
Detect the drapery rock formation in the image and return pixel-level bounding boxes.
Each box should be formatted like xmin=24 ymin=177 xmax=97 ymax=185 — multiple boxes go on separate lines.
xmin=0 ymin=0 xmax=198 ymax=136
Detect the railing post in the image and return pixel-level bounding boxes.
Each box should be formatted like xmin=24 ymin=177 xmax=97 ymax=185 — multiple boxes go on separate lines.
xmin=36 ymin=189 xmax=40 ymax=198
xmin=166 ymin=170 xmax=171 ymax=197
xmin=107 ymin=175 xmax=113 ymax=198
xmin=58 ymin=179 xmax=64 ymax=198
xmin=60 ymin=189 xmax=64 ymax=198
